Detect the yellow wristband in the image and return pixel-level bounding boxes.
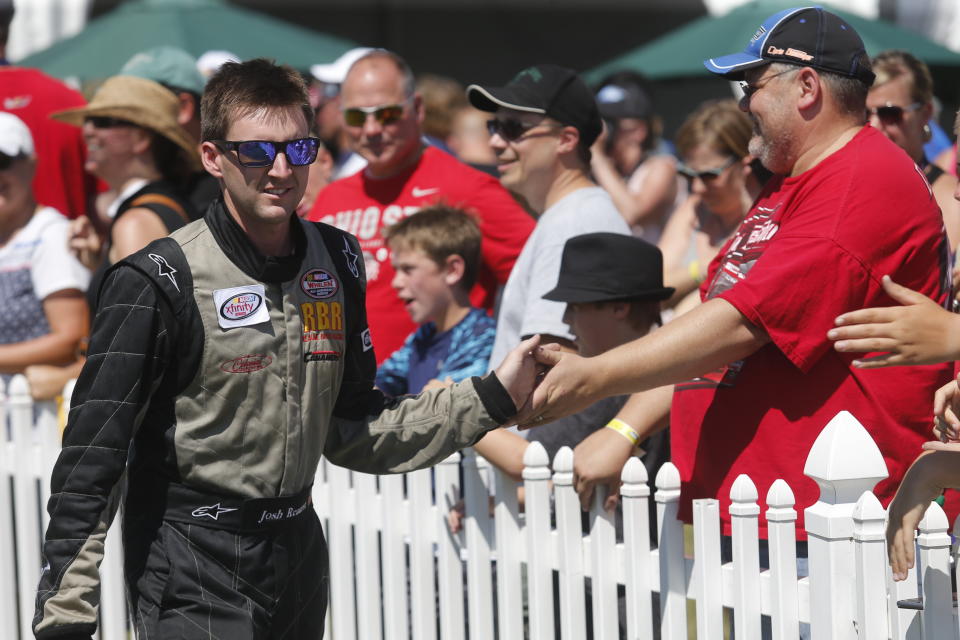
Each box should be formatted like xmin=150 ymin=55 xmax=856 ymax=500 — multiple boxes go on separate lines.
xmin=605 ymin=418 xmax=640 ymax=446
xmin=688 ymin=260 xmax=703 ymax=284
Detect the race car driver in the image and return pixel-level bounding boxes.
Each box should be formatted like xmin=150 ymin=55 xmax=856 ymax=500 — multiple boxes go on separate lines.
xmin=33 ymin=58 xmax=539 ymax=640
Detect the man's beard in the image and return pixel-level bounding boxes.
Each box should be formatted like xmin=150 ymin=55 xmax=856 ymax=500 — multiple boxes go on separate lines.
xmin=748 ymin=115 xmax=794 ymax=175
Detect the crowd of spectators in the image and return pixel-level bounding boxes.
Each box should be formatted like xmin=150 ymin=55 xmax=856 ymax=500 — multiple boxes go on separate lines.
xmin=5 ymin=0 xmax=960 ymax=613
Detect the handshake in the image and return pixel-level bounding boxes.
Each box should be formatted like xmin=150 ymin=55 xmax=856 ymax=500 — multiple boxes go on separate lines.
xmin=493 ymin=335 xmax=602 ymax=428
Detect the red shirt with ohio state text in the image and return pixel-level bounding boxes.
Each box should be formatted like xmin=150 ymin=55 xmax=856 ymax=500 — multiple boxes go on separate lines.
xmin=671 ymin=126 xmax=955 ymax=538
xmin=308 ymin=146 xmax=534 ymax=362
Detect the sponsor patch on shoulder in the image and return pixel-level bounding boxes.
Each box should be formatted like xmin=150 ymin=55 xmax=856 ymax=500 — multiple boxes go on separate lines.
xmin=213 ymin=284 xmax=270 ymax=329
xmin=220 ymin=354 xmax=273 ymax=373
xmin=304 ymin=350 xmax=341 ymax=363
xmin=301 ymin=268 xmax=339 ymax=299
xmin=361 ymin=328 xmax=373 ymax=352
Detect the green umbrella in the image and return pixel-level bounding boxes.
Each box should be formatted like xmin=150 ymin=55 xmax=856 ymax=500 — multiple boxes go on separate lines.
xmin=586 ymin=0 xmax=960 ymax=83
xmin=17 ymin=0 xmax=357 ymax=81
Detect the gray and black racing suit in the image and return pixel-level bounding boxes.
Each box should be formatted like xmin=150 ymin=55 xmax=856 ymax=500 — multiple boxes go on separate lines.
xmin=33 ymin=201 xmax=516 ymax=640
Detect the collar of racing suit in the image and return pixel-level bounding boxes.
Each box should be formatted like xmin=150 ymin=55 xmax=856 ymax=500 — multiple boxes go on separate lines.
xmin=203 ymin=198 xmax=308 ymax=283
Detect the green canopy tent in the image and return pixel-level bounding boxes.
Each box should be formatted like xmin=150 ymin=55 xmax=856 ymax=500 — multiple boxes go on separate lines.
xmin=585 ymin=0 xmax=960 ymax=135
xmin=17 ymin=0 xmax=357 ymax=81
xmin=587 ymin=0 xmax=960 ymax=83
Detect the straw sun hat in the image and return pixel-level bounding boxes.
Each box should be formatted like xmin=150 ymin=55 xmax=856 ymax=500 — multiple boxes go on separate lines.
xmin=52 ymin=75 xmax=200 ymax=170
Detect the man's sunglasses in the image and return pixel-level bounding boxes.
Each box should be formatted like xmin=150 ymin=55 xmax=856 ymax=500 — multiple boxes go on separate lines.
xmin=486 ymin=118 xmax=562 ymax=142
xmin=866 ymin=102 xmax=922 ymax=125
xmin=342 ymin=102 xmax=408 ymax=128
xmin=214 ymin=138 xmax=321 ymax=168
xmin=85 ymin=116 xmax=136 ymax=129
xmin=676 ymin=156 xmax=737 ymax=182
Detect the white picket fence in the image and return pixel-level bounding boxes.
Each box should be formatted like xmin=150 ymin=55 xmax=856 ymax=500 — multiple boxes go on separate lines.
xmin=2 ymin=372 xmax=960 ymax=639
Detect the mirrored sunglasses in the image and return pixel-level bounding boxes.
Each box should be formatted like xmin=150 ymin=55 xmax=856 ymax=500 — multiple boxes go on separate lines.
xmin=486 ymin=118 xmax=561 ymax=142
xmin=676 ymin=156 xmax=737 ymax=182
xmin=85 ymin=116 xmax=137 ymax=129
xmin=215 ymin=137 xmax=321 ymax=168
xmin=865 ymin=102 xmax=922 ymax=125
xmin=342 ymin=103 xmax=407 ymax=127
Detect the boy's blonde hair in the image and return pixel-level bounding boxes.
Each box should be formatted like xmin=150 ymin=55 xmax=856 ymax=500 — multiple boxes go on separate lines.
xmin=384 ymin=204 xmax=482 ymax=290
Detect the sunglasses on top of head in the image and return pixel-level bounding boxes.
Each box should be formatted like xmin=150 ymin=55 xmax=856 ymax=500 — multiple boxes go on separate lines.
xmin=213 ymin=138 xmax=321 ymax=168
xmin=486 ymin=118 xmax=562 ymax=142
xmin=865 ymin=102 xmax=922 ymax=125
xmin=676 ymin=156 xmax=738 ymax=182
xmin=341 ymin=99 xmax=411 ymax=128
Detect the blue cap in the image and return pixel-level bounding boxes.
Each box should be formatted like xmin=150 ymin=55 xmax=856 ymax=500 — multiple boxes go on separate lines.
xmin=704 ymin=6 xmax=874 ymax=85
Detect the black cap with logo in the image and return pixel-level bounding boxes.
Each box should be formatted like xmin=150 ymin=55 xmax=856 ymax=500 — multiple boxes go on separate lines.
xmin=466 ymin=64 xmax=603 ymax=147
xmin=704 ymin=6 xmax=875 ymax=85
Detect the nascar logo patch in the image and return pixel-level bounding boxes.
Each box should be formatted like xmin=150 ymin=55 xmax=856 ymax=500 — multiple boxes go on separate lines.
xmin=301 ymin=268 xmax=339 ymax=300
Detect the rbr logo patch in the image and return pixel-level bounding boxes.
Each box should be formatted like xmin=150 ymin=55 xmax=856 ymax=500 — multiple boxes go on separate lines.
xmin=301 ymin=268 xmax=339 ymax=299
xmin=219 ymin=292 xmax=264 ymax=321
xmin=220 ymin=354 xmax=273 ymax=373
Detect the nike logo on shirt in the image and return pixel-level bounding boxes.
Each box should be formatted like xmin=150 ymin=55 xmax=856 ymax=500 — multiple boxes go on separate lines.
xmin=411 ymin=186 xmax=439 ymax=198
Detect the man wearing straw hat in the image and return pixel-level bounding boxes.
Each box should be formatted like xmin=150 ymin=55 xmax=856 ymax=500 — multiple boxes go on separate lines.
xmin=33 ymin=58 xmax=541 ymax=640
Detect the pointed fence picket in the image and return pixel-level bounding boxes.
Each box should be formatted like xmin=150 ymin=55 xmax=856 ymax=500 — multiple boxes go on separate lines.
xmin=6 ymin=379 xmax=960 ymax=640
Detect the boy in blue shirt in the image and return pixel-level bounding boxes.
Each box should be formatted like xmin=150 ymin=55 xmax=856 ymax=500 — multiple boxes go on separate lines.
xmin=376 ymin=205 xmax=496 ymax=395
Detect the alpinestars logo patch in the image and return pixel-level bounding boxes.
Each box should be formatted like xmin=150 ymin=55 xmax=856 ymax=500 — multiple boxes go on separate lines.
xmin=191 ymin=503 xmax=238 ymax=521
xmin=342 ymin=237 xmax=360 ymax=278
xmin=149 ymin=253 xmax=180 ymax=292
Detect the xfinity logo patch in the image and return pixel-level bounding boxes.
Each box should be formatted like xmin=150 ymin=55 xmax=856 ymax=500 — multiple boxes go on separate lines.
xmin=191 ymin=503 xmax=238 ymax=521
xmin=213 ymin=284 xmax=270 ymax=329
xmin=219 ymin=292 xmax=263 ymax=321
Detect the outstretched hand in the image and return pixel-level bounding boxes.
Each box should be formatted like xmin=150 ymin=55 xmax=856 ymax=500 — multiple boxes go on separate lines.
xmin=828 ymin=276 xmax=960 ymax=368
xmin=517 ymin=347 xmax=604 ymax=428
xmin=493 ymin=335 xmax=548 ymax=420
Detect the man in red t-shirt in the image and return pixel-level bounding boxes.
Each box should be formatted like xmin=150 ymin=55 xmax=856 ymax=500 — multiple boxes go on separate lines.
xmin=0 ymin=4 xmax=94 ymax=218
xmin=307 ymin=50 xmax=534 ymax=362
xmin=527 ymin=7 xmax=954 ymax=537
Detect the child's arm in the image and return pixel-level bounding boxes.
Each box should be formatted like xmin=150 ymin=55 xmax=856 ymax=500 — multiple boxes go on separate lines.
xmin=887 ymin=450 xmax=960 ymax=580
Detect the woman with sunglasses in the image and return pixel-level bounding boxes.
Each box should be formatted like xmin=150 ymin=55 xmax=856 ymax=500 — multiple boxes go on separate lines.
xmin=867 ymin=50 xmax=960 ymax=249
xmin=657 ymin=99 xmax=770 ymax=314
xmin=52 ymin=75 xmax=200 ymax=310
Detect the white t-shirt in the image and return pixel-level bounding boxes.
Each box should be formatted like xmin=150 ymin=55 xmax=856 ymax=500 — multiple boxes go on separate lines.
xmin=488 ymin=186 xmax=630 ymax=368
xmin=0 ymin=207 xmax=90 ymax=346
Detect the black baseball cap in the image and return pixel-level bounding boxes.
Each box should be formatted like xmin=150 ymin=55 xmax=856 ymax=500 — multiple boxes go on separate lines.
xmin=466 ymin=64 xmax=603 ymax=147
xmin=704 ymin=6 xmax=875 ymax=85
xmin=543 ymin=233 xmax=674 ymax=304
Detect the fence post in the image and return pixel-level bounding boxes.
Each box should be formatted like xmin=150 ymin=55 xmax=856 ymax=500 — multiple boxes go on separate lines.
xmin=524 ymin=441 xmax=555 ymax=640
xmin=621 ymin=457 xmax=653 ymax=640
xmin=655 ymin=462 xmax=687 ymax=639
xmin=803 ymin=411 xmax=888 ymax=640
xmin=766 ymin=480 xmax=798 ymax=640
xmin=326 ymin=463 xmax=357 ymax=640
xmin=462 ymin=447 xmax=495 ymax=640
xmin=730 ymin=474 xmax=761 ymax=640
xmin=0 ymin=376 xmax=17 ymax=640
xmin=493 ymin=463 xmax=524 ymax=640
xmin=851 ymin=491 xmax=887 ymax=640
xmin=917 ymin=501 xmax=953 ymax=639
xmin=408 ymin=466 xmax=438 ymax=640
xmin=10 ymin=375 xmax=41 ymax=640
xmin=692 ymin=498 xmax=722 ymax=638
xmin=553 ymin=446 xmax=587 ymax=640
xmin=353 ymin=471 xmax=383 ymax=640
xmin=435 ymin=452 xmax=465 ymax=639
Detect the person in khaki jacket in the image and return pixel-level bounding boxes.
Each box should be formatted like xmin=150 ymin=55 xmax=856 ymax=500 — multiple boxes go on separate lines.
xmin=33 ymin=58 xmax=541 ymax=640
